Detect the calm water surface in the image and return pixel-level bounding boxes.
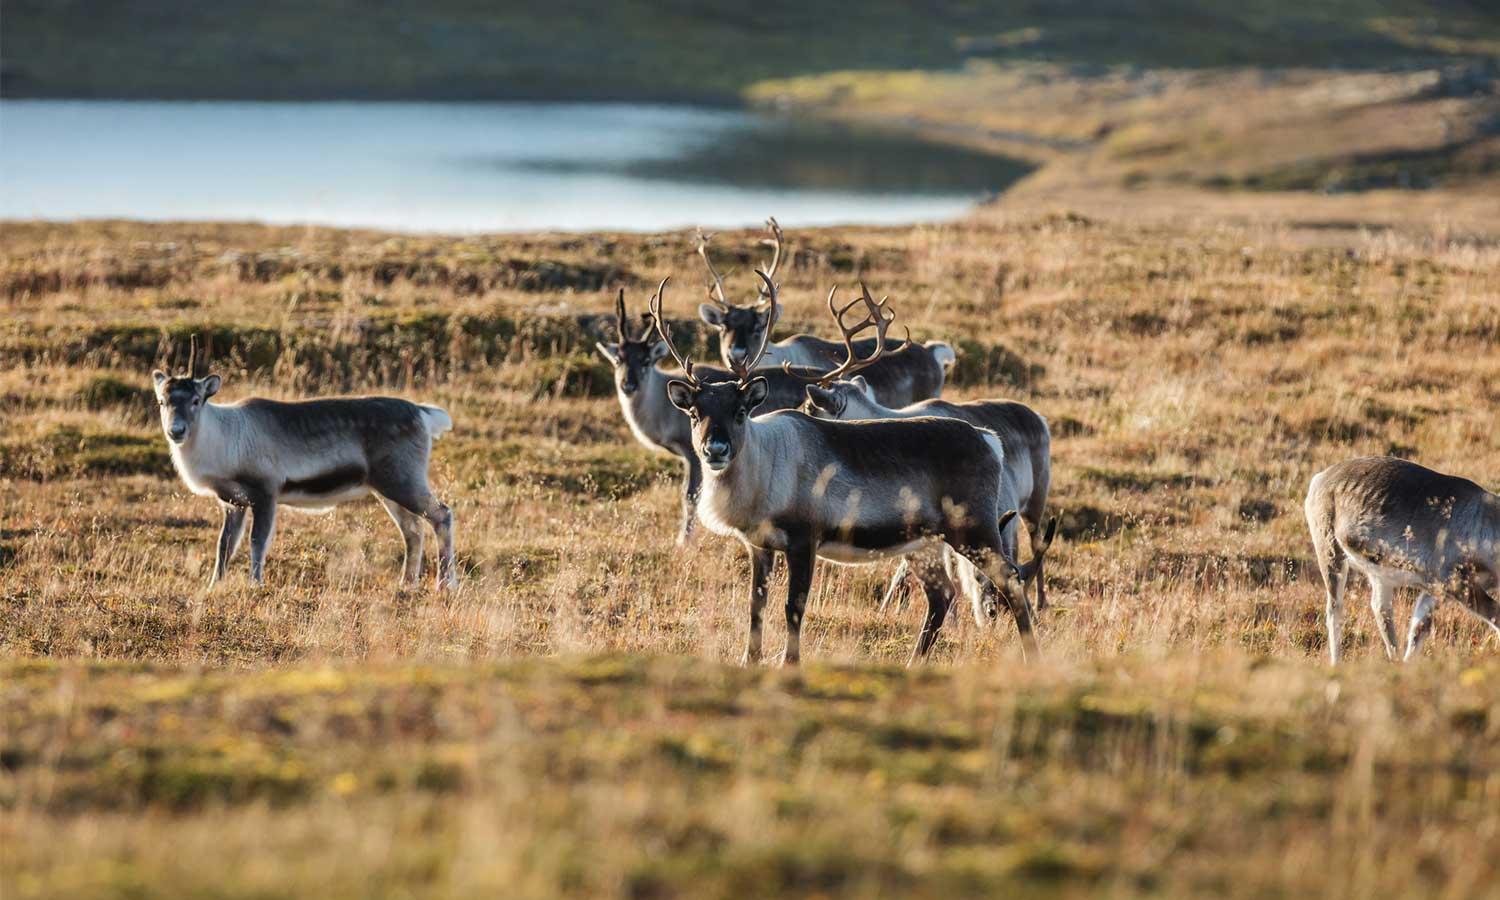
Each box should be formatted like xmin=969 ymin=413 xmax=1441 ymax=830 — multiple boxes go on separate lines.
xmin=0 ymin=101 xmax=1028 ymax=232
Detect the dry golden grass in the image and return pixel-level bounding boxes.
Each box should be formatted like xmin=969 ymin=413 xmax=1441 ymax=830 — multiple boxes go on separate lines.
xmin=2 ymin=210 xmax=1499 ymax=897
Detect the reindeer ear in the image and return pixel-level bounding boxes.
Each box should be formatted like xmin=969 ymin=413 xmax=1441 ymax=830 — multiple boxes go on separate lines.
xmin=698 ymin=304 xmax=725 ymax=327
xmin=666 ymin=380 xmax=696 ymax=413
xmin=742 ymin=376 xmax=770 ymax=413
xmin=648 ymin=340 xmax=670 ymax=363
xmin=152 ymin=370 xmax=168 ymax=392
xmin=201 ymin=374 xmax=222 ymax=398
xmin=851 ymin=375 xmax=871 ymax=396
xmin=998 ymin=510 xmax=1018 ymax=533
xmin=595 ymin=342 xmax=621 ymax=366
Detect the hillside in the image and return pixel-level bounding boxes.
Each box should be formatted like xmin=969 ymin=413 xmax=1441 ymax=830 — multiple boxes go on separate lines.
xmin=6 ymin=1 xmax=1499 ymax=102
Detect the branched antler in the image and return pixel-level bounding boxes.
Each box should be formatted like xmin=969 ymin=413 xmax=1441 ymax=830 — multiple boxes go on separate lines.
xmin=695 ymin=229 xmax=729 ymax=310
xmin=735 ymin=270 xmax=780 ymax=378
xmin=645 ymin=276 xmax=701 ymax=386
xmin=1017 ymin=517 xmax=1059 ymax=582
xmin=786 ymin=282 xmax=909 ymax=387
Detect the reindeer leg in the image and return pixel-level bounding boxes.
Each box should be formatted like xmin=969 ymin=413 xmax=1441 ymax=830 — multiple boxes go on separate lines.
xmin=1308 ymin=500 xmax=1348 ymax=665
xmin=879 ymin=558 xmax=915 ymax=613
xmin=743 ymin=545 xmax=774 ymax=665
xmin=781 ymin=538 xmax=816 ymax=666
xmin=247 ymin=496 xmax=278 ymax=587
xmin=677 ymin=454 xmax=702 ymax=546
xmin=1369 ymin=579 xmax=1399 ymax=661
xmin=211 ymin=504 xmax=247 ymax=587
xmin=908 ymin=561 xmax=955 ymax=665
xmin=422 ymin=498 xmax=457 ymax=590
xmin=1404 ymin=592 xmax=1438 ymax=661
xmin=378 ymin=496 xmax=426 ymax=586
xmin=1025 ymin=470 xmax=1051 ymax=612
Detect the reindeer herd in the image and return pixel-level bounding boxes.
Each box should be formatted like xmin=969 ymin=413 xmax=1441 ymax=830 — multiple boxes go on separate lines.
xmin=150 ymin=220 xmax=1500 ymax=667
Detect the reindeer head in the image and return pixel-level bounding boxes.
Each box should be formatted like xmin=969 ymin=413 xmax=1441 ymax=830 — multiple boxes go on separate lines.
xmin=696 ymin=218 xmax=784 ymax=370
xmin=800 ymin=375 xmax=878 ymax=419
xmin=658 ymin=271 xmax=777 ymax=473
xmin=151 ymin=334 xmax=220 ymax=444
xmin=595 ymin=286 xmax=670 ymax=397
xmin=983 ymin=512 xmax=1059 ymax=623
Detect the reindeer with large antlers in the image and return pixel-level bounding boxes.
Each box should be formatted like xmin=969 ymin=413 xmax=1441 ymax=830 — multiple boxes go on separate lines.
xmin=657 ymin=270 xmax=1041 ymax=665
xmin=152 ymin=335 xmax=457 ymax=588
xmin=696 ymin=219 xmax=957 ymax=397
xmin=598 ymin=280 xmax=814 ymax=544
xmin=599 ymin=278 xmax=950 ymax=543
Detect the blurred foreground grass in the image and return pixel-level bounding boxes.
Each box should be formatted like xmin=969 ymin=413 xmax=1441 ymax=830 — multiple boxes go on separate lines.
xmin=4 ymin=654 xmax=1498 ymax=898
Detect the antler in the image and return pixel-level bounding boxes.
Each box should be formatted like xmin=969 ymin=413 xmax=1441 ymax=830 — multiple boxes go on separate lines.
xmin=614 ymin=288 xmax=629 ymax=341
xmin=756 ymin=217 xmax=784 ymax=304
xmin=786 ymin=282 xmax=909 ymax=387
xmin=695 ymin=229 xmax=730 ymax=310
xmin=186 ymin=333 xmax=208 ymax=378
xmin=734 ymin=270 xmax=781 ymax=378
xmin=645 ymin=276 xmax=700 ymax=386
xmin=613 ymin=288 xmax=642 ymax=342
xmin=613 ymin=287 xmax=658 ymax=342
xmin=1017 ymin=516 xmax=1059 ymax=583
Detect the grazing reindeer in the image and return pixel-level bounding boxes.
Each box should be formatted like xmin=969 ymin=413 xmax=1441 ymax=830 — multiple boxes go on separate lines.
xmin=801 ymin=375 xmax=1054 ymax=611
xmin=152 ymin=336 xmax=457 ymax=588
xmin=598 ymin=280 xmax=940 ymax=543
xmin=1305 ymin=456 xmax=1500 ymax=664
xmin=655 ymin=271 xmax=1041 ymax=665
xmin=695 ymin=221 xmax=956 ymax=396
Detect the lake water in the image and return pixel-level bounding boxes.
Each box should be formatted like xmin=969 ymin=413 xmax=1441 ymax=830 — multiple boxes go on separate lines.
xmin=0 ymin=101 xmax=1028 ymax=233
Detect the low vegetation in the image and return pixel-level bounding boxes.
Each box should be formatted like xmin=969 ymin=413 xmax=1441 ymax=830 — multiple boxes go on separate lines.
xmin=3 ymin=210 xmax=1499 ymax=896
xmin=5 ymin=655 xmax=1498 ymax=898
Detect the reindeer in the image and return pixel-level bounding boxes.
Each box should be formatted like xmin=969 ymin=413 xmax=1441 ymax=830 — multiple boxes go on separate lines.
xmin=152 ymin=336 xmax=457 ymax=589
xmin=654 ymin=270 xmax=1043 ymax=665
xmin=695 ymin=219 xmax=956 ymax=395
xmin=800 ymin=369 xmax=1054 ymax=611
xmin=1305 ymin=456 xmax=1500 ymax=664
xmin=597 ymin=280 xmax=811 ymax=545
xmin=597 ymin=280 xmax=946 ymax=543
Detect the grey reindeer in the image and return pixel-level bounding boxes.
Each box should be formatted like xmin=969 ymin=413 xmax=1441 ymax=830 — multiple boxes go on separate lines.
xmin=801 ymin=371 xmax=1054 ymax=614
xmin=597 ymin=279 xmax=947 ymax=544
xmin=654 ymin=271 xmax=1042 ymax=666
xmin=152 ymin=336 xmax=457 ymax=589
xmin=695 ymin=219 xmax=957 ymax=385
xmin=1305 ymin=456 xmax=1500 ymax=664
